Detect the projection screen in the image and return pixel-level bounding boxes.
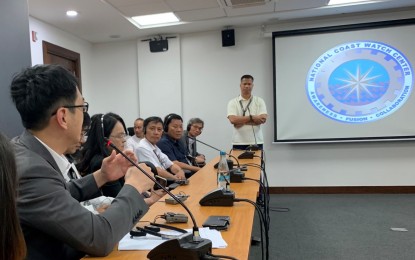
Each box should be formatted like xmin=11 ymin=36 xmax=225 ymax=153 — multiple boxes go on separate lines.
xmin=273 ymin=18 xmax=415 ymax=143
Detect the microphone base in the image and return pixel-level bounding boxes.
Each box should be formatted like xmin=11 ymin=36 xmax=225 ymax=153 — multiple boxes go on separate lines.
xmin=230 ymin=168 xmax=245 ymax=183
xmin=147 ymin=233 xmax=212 ymax=260
xmin=199 ymin=188 xmax=235 ymax=206
xmin=247 ymin=145 xmax=260 ymax=151
xmin=238 ymin=151 xmax=254 ymax=159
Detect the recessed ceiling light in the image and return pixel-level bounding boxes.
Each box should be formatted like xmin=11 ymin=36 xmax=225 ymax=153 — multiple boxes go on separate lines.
xmin=328 ymin=0 xmax=373 ymax=5
xmin=132 ymin=12 xmax=179 ymax=27
xmin=66 ymin=10 xmax=78 ymax=17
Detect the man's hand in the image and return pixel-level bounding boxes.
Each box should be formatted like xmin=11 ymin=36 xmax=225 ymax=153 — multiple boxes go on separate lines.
xmin=252 ymin=114 xmax=267 ymax=125
xmin=124 ymin=164 xmax=154 ymax=194
xmin=93 ymin=150 xmax=138 ymax=188
xmin=170 ymin=164 xmax=186 ymax=180
xmin=195 ymin=154 xmax=205 ymax=164
xmin=174 ymin=169 xmax=186 ymax=180
xmin=258 ymin=114 xmax=267 ymax=123
xmin=144 ymin=189 xmax=167 ymax=206
xmin=100 ymin=150 xmax=138 ymax=183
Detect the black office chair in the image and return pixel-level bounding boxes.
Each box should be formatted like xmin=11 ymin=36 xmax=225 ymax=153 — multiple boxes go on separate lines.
xmin=127 ymin=127 xmax=134 ymax=136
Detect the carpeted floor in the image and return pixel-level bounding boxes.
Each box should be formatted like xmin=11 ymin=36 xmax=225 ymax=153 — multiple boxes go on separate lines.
xmin=248 ymin=194 xmax=415 ymax=260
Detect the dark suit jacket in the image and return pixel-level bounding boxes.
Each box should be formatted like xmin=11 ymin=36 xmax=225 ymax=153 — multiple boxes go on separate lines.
xmin=180 ymin=130 xmax=198 ymax=158
xmin=179 ymin=131 xmax=205 ymax=168
xmin=12 ymin=130 xmax=148 ymax=260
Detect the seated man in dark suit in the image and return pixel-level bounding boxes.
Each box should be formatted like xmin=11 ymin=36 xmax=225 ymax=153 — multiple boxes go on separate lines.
xmin=10 ymin=64 xmax=154 ymax=259
xmin=157 ymin=113 xmax=201 ymax=178
xmin=180 ymin=118 xmax=206 ymax=167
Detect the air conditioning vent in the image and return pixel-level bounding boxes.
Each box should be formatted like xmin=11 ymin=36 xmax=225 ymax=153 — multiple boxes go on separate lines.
xmin=221 ymin=0 xmax=271 ymax=7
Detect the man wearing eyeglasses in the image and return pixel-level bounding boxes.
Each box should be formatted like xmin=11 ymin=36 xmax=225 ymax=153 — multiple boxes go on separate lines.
xmin=10 ymin=64 xmax=154 ymax=259
xmin=180 ymin=118 xmax=206 ymax=167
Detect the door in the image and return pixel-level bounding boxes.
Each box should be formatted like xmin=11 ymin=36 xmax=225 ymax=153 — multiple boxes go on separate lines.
xmin=42 ymin=41 xmax=82 ymax=92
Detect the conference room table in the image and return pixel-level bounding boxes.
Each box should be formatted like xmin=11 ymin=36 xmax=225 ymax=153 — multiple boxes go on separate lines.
xmin=85 ymin=150 xmax=262 ymax=260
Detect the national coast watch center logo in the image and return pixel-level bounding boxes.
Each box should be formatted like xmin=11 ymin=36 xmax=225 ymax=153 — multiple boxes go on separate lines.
xmin=306 ymin=41 xmax=413 ymax=123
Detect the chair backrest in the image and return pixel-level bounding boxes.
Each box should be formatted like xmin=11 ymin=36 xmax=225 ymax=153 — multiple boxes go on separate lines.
xmin=127 ymin=127 xmax=134 ymax=136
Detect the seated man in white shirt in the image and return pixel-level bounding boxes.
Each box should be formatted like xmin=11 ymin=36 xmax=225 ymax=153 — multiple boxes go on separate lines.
xmin=125 ymin=117 xmax=144 ymax=154
xmin=136 ymin=116 xmax=186 ymax=180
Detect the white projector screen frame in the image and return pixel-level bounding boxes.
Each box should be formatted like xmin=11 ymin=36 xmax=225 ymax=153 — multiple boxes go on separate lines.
xmin=273 ymin=18 xmax=415 ymax=143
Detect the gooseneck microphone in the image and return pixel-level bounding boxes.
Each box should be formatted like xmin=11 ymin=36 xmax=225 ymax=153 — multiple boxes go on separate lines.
xmin=194 ymin=138 xmax=245 ymax=183
xmin=192 ymin=138 xmax=240 ymax=168
xmin=104 ymin=138 xmax=212 ymax=259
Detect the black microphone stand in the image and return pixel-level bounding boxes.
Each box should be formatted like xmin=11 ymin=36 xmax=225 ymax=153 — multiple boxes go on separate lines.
xmin=104 ymin=138 xmax=212 ymax=259
xmin=193 ymin=138 xmax=240 ymax=168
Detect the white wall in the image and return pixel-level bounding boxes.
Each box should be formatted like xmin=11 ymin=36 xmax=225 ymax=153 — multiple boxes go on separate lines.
xmin=180 ymin=27 xmax=272 ymax=161
xmin=89 ymin=40 xmax=139 ymax=123
xmin=29 ymin=17 xmax=93 ymax=96
xmin=137 ymin=37 xmax=182 ymax=119
xmin=29 ymin=11 xmax=415 ymax=187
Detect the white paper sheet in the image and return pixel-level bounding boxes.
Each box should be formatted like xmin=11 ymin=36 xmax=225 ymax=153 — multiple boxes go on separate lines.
xmin=118 ymin=227 xmax=227 ymax=250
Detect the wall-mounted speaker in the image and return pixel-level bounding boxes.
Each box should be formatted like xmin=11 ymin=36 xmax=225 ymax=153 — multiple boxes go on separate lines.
xmin=149 ymin=39 xmax=168 ymax=52
xmin=221 ymin=29 xmax=235 ymax=47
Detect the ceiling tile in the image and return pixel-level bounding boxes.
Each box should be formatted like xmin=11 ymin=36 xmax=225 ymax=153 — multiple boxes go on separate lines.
xmin=224 ymin=2 xmax=275 ymax=16
xmin=176 ymin=8 xmax=227 ymax=22
xmin=165 ymin=0 xmax=220 ymax=12
xmin=117 ymin=2 xmax=173 ymax=17
xmin=106 ymin=0 xmax=157 ymax=7
xmin=275 ymin=0 xmax=329 ymax=12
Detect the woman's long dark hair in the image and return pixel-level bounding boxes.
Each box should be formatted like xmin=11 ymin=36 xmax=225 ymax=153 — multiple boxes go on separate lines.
xmin=0 ymin=132 xmax=26 ymax=260
xmin=76 ymin=112 xmax=127 ymax=175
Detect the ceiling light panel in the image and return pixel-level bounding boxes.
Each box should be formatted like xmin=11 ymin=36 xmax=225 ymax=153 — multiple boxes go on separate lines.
xmin=105 ymin=0 xmax=171 ymax=17
xmin=132 ymin=12 xmax=179 ymax=26
xmin=328 ymin=0 xmax=373 ymax=5
xmin=275 ymin=0 xmax=330 ymax=12
xmin=222 ymin=0 xmax=271 ymax=7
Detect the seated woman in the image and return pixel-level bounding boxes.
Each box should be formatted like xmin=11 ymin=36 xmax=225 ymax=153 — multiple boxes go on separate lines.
xmin=77 ymin=112 xmax=129 ymax=197
xmin=0 ymin=132 xmax=26 ymax=260
xmin=76 ymin=113 xmax=164 ymax=206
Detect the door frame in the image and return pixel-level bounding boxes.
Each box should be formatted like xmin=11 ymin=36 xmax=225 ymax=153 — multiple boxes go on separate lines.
xmin=42 ymin=41 xmax=82 ymax=91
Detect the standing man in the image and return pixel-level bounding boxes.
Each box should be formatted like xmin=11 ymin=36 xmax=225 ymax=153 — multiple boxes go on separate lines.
xmin=227 ymin=75 xmax=267 ymax=150
xmin=136 ymin=116 xmax=186 ymax=180
xmin=158 ymin=113 xmax=200 ymax=177
xmin=180 ymin=118 xmax=206 ymax=167
xmin=10 ymin=64 xmax=154 ymax=259
xmin=125 ymin=118 xmax=144 ymax=154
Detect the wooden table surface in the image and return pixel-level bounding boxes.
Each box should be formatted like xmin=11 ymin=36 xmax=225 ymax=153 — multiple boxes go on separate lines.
xmin=85 ymin=150 xmax=261 ymax=260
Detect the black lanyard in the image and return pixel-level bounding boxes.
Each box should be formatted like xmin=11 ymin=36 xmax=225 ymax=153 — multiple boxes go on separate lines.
xmin=239 ymin=96 xmax=253 ymax=116
xmin=153 ymin=149 xmax=165 ymax=169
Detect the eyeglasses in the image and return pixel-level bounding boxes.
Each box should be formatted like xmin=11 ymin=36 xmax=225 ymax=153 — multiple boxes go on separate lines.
xmin=110 ymin=133 xmax=128 ymax=140
xmin=51 ymin=101 xmax=89 ymax=116
xmin=63 ymin=101 xmax=89 ymax=113
xmin=81 ymin=130 xmax=88 ymax=142
xmin=191 ymin=125 xmax=203 ymax=131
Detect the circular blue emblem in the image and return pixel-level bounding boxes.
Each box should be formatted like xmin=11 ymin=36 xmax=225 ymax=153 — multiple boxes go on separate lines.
xmin=306 ymin=41 xmax=413 ymax=123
